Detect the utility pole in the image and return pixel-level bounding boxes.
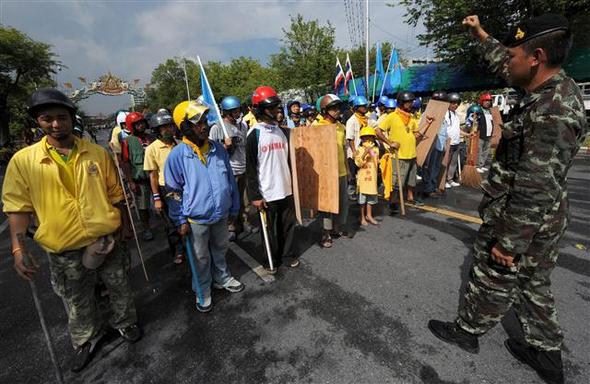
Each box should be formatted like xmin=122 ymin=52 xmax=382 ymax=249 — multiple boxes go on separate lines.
xmin=365 ymin=0 xmax=370 ymax=96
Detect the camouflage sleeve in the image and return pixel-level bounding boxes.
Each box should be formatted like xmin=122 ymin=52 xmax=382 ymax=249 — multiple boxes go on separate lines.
xmin=494 ymin=113 xmax=579 ymax=254
xmin=479 ymin=36 xmax=510 ymax=82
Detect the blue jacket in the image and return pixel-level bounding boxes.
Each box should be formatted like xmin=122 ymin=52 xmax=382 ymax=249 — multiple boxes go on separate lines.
xmin=164 ymin=141 xmax=239 ymax=226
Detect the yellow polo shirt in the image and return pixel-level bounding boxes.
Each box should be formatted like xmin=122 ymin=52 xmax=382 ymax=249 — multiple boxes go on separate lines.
xmin=2 ymin=136 xmax=124 ymax=253
xmin=312 ymin=116 xmax=348 ymax=177
xmin=109 ymin=125 xmax=122 ymax=154
xmin=379 ymin=109 xmax=419 ymax=160
xmin=144 ymin=139 xmax=176 ymax=186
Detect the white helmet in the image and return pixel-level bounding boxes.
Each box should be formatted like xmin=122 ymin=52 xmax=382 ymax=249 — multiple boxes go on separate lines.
xmin=116 ymin=111 xmax=129 ymax=126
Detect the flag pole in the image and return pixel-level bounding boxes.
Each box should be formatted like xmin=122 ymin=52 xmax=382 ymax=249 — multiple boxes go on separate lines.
xmin=347 ymin=53 xmax=358 ymax=97
xmin=196 ymin=55 xmax=230 ymax=139
xmin=380 ymin=50 xmax=394 ymax=98
xmin=182 ymin=58 xmax=191 ymax=101
xmin=365 ymin=0 xmax=370 ymax=96
xmin=371 ymin=66 xmax=377 ymax=102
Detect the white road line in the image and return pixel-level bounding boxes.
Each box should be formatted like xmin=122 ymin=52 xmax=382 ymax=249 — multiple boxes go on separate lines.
xmin=228 ymin=242 xmax=275 ymax=284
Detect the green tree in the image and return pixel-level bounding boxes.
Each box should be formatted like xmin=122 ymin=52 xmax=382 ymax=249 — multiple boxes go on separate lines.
xmin=0 ymin=26 xmax=61 ymax=146
xmin=145 ymin=58 xmax=198 ymax=111
xmin=392 ymin=0 xmax=590 ymax=66
xmin=269 ymin=14 xmax=337 ymax=101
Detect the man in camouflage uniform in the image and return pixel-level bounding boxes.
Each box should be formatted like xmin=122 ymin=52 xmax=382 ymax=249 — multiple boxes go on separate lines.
xmin=2 ymin=89 xmax=142 ymax=373
xmin=428 ymin=14 xmax=588 ymax=384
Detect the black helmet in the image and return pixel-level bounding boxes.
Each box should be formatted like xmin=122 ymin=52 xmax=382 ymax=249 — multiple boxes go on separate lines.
xmin=396 ymin=91 xmax=416 ymax=104
xmin=149 ymin=110 xmax=173 ymax=130
xmin=28 ymin=88 xmax=76 ymax=118
xmin=447 ymin=92 xmax=461 ymax=103
xmin=431 ymin=90 xmax=448 ymax=101
xmin=287 ymin=100 xmax=301 ymax=111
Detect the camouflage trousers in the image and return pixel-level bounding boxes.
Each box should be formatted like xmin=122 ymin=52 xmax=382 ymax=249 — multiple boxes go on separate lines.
xmin=456 ymin=194 xmax=567 ymax=351
xmin=48 ymin=241 xmax=138 ymax=348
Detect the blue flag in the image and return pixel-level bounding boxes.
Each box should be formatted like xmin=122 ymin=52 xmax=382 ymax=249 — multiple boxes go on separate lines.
xmin=199 ymin=62 xmax=220 ymax=125
xmin=390 ymin=48 xmax=402 ymax=91
xmin=372 ymin=43 xmax=385 ymax=100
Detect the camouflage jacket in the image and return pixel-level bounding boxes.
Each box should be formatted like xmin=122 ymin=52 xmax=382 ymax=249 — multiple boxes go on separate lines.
xmin=478 ymin=37 xmax=588 ymax=255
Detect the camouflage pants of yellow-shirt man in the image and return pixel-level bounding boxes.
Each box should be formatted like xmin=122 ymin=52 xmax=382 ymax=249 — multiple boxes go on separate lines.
xmin=456 ymin=193 xmax=567 ymax=351
xmin=48 ymin=241 xmax=138 ymax=348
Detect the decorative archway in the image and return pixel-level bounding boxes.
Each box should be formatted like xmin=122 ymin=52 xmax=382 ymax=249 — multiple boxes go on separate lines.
xmin=63 ymin=72 xmax=147 ymax=109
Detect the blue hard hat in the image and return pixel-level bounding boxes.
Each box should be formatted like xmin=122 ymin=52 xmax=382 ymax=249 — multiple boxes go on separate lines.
xmin=220 ymin=96 xmax=241 ymax=111
xmin=378 ymin=95 xmax=389 ymax=106
xmin=385 ymin=99 xmax=397 ymax=109
xmin=412 ymin=98 xmax=422 ymax=110
xmin=467 ymin=104 xmax=483 ymax=115
xmin=353 ymin=96 xmax=368 ymax=107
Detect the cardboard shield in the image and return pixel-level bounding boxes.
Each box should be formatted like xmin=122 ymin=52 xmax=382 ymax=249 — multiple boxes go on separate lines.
xmin=416 ymin=100 xmax=450 ymax=167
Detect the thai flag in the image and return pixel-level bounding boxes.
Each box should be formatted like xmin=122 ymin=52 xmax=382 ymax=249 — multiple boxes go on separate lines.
xmin=344 ymin=53 xmax=353 ymax=95
xmin=334 ymin=57 xmax=345 ymax=94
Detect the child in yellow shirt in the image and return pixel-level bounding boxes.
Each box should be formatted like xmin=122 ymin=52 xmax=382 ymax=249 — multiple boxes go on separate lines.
xmin=354 ymin=127 xmax=379 ymax=226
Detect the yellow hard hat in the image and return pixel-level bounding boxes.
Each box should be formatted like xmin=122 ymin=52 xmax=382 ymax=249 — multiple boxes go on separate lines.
xmin=173 ymin=100 xmax=210 ymax=128
xmin=359 ymin=126 xmax=376 ymax=137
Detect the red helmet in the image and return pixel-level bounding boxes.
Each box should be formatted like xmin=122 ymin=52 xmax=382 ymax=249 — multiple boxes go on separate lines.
xmin=125 ymin=111 xmax=146 ymax=134
xmin=252 ymin=86 xmax=281 ymax=108
xmin=479 ymin=93 xmax=492 ymax=105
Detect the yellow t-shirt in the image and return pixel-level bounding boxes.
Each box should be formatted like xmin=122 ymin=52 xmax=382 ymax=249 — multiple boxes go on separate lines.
xmin=110 ymin=125 xmax=122 ymax=154
xmin=312 ymin=116 xmax=347 ymax=177
xmin=144 ymin=139 xmax=176 ymax=186
xmin=46 ymin=142 xmax=78 ymax=196
xmin=354 ymin=142 xmax=378 ymax=195
xmin=243 ymin=112 xmax=258 ymax=128
xmin=2 ymin=136 xmax=124 ymax=253
xmin=379 ymin=109 xmax=419 ymax=160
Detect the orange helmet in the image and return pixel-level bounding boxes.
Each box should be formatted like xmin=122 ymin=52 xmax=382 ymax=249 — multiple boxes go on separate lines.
xmin=125 ymin=112 xmax=146 ymax=134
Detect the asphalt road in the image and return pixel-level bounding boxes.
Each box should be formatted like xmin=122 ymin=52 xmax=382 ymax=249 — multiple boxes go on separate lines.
xmin=0 ymin=132 xmax=588 ymax=384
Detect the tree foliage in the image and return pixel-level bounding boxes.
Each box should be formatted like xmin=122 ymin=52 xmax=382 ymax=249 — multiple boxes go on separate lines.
xmin=0 ymin=26 xmax=61 ymax=145
xmin=393 ymin=0 xmax=590 ymax=66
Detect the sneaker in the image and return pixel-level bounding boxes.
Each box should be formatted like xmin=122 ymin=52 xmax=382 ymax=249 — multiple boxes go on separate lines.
xmin=409 ymin=199 xmax=425 ymax=207
xmin=427 ymin=320 xmax=479 ymax=354
xmin=142 ymin=229 xmax=154 ymax=241
xmin=445 ymin=182 xmax=452 ymax=189
xmin=213 ymin=277 xmax=244 ymax=293
xmin=265 ymin=267 xmax=278 ymax=275
xmin=388 ymin=203 xmax=399 ymax=216
xmin=416 ymin=175 xmax=422 ymax=181
xmin=196 ymin=294 xmax=212 ymax=313
xmin=70 ymin=332 xmax=104 ymax=372
xmin=117 ymin=324 xmax=142 ymax=343
xmin=286 ymin=257 xmax=300 ymax=268
xmin=476 ymin=167 xmax=485 ymax=174
xmin=450 ymin=181 xmax=461 ymax=187
xmin=505 ymin=339 xmax=564 ymax=384
xmin=481 ymin=167 xmax=489 ymax=171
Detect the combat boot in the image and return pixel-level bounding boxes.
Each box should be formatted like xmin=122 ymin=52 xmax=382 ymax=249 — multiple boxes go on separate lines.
xmin=505 ymin=339 xmax=564 ymax=384
xmin=427 ymin=319 xmax=479 ymax=354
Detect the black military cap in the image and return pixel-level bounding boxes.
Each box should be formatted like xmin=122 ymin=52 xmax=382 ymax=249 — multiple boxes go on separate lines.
xmin=503 ymin=14 xmax=569 ymax=47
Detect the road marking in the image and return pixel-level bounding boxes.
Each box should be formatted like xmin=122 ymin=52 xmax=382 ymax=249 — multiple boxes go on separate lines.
xmin=228 ymin=242 xmax=275 ymax=284
xmin=407 ymin=203 xmax=483 ymax=225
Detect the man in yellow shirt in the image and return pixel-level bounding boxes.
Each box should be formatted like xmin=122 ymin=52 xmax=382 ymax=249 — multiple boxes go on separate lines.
xmin=2 ymin=89 xmax=141 ymax=373
xmin=376 ymin=91 xmax=427 ymax=213
xmin=144 ymin=109 xmax=184 ymax=264
xmin=312 ymin=94 xmax=351 ymax=248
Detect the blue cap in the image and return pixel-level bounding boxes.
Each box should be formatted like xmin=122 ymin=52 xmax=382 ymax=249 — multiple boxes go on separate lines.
xmin=220 ymin=96 xmax=241 ymax=111
xmin=353 ymin=96 xmax=368 ymax=107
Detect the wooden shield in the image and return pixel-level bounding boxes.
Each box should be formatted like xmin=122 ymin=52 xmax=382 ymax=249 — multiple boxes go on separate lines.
xmin=490 ymin=106 xmax=503 ymax=148
xmin=291 ymin=124 xmax=339 ymax=215
xmin=416 ymin=100 xmax=450 ymax=167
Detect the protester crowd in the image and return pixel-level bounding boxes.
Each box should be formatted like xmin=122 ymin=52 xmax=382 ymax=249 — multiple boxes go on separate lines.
xmin=2 ymin=12 xmax=587 ymax=384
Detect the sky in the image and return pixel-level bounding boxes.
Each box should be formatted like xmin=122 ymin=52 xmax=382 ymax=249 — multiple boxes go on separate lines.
xmin=1 ymin=0 xmax=429 ymax=115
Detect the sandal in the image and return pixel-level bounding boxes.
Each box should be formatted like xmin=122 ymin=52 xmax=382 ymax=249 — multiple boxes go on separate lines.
xmin=173 ymin=254 xmax=184 ymax=264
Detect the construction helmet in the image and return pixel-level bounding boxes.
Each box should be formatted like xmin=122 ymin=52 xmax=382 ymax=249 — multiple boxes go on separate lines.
xmin=467 ymin=104 xmax=483 ymax=116
xmin=412 ymin=98 xmax=422 ymax=110
xmin=173 ymin=100 xmax=210 ymax=129
xmin=116 ymin=111 xmax=129 ymax=126
xmin=479 ymin=93 xmax=492 ymax=105
xmin=221 ymin=96 xmax=241 ymax=112
xmin=448 ymin=93 xmax=461 ymax=103
xmin=431 ymin=90 xmax=448 ymax=101
xmin=125 ymin=112 xmax=147 ymax=134
xmin=384 ymin=99 xmax=397 ymax=110
xmin=378 ymin=95 xmax=389 ymax=106
xmin=353 ymin=96 xmax=369 ymax=108
xmin=359 ymin=126 xmax=376 ymax=137
xmin=396 ymin=91 xmax=416 ymax=104
xmin=319 ymin=94 xmax=343 ymax=113
xmin=149 ymin=110 xmax=173 ymax=130
xmin=287 ymin=100 xmax=301 ymax=111
xmin=27 ymin=88 xmax=76 ymax=118
xmin=252 ymin=86 xmax=281 ymax=109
